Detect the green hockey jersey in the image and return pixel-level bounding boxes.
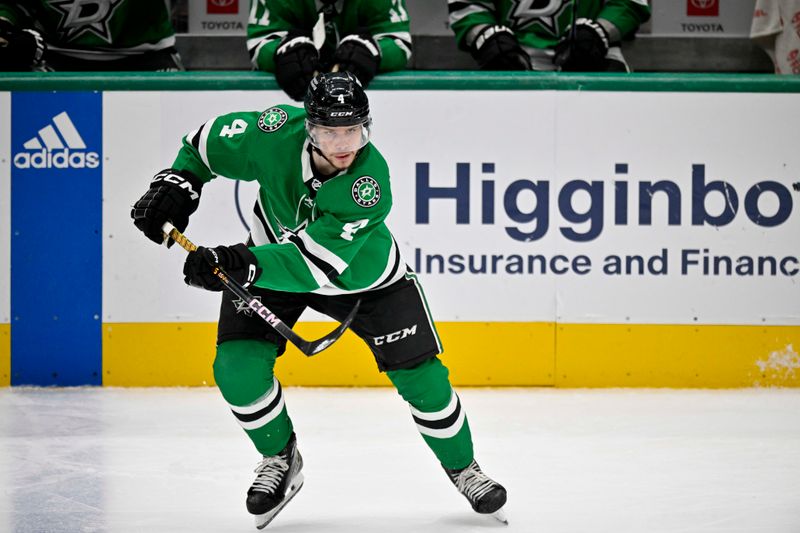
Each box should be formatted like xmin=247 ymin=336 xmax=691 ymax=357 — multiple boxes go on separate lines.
xmin=172 ymin=105 xmax=405 ymax=295
xmin=0 ymin=0 xmax=176 ymax=60
xmin=248 ymin=0 xmax=412 ymax=73
xmin=449 ymin=0 xmax=651 ymax=51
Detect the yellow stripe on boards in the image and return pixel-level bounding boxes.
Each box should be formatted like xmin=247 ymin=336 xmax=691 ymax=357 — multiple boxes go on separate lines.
xmin=556 ymin=323 xmax=800 ymax=388
xmin=436 ymin=322 xmax=554 ymax=386
xmin=100 ymin=321 xmax=554 ymax=387
xmin=0 ymin=324 xmax=9 ymax=386
xmin=100 ymin=322 xmax=800 ymax=388
xmin=103 ymin=323 xmax=217 ymax=386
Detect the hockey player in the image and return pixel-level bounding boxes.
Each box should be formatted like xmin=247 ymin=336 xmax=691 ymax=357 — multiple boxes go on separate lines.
xmin=247 ymin=0 xmax=412 ymax=100
xmin=0 ymin=0 xmax=182 ymax=71
xmin=448 ymin=0 xmax=651 ymax=72
xmin=130 ymin=72 xmax=507 ymax=529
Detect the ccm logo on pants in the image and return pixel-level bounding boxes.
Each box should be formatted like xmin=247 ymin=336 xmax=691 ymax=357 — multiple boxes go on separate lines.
xmin=373 ymin=325 xmax=417 ymax=345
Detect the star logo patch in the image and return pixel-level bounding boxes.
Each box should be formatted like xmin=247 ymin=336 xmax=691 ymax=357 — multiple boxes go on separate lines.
xmin=508 ymin=0 xmax=571 ymax=38
xmin=258 ymin=108 xmax=288 ymax=132
xmin=49 ymin=0 xmax=125 ymax=43
xmin=352 ymin=176 xmax=380 ymax=208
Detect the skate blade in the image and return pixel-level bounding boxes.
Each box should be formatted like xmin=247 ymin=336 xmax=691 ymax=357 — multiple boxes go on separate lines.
xmin=490 ymin=508 xmax=508 ymax=525
xmin=254 ymin=473 xmax=305 ymax=530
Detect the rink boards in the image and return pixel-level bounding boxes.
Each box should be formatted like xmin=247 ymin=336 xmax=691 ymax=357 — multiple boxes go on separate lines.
xmin=1 ymin=75 xmax=799 ymax=387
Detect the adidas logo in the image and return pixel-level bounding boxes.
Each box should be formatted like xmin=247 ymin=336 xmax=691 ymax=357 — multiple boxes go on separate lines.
xmin=13 ymin=111 xmax=100 ymax=169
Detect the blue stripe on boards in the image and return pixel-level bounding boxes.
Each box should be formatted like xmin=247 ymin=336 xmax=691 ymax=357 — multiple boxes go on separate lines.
xmin=10 ymin=92 xmax=102 ymax=385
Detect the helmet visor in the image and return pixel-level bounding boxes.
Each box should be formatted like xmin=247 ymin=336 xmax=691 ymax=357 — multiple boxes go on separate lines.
xmin=306 ymin=118 xmax=372 ymax=153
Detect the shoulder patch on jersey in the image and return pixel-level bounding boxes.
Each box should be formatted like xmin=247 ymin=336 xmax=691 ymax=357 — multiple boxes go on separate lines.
xmin=352 ymin=176 xmax=381 ymax=208
xmin=258 ymin=107 xmax=288 ymax=132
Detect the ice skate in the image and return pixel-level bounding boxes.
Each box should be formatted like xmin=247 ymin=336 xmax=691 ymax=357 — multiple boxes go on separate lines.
xmin=246 ymin=432 xmax=304 ymax=529
xmin=445 ymin=460 xmax=508 ymax=524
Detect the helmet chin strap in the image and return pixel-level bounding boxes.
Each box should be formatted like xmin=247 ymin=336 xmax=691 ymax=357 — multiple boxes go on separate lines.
xmin=311 ymin=145 xmax=340 ymax=171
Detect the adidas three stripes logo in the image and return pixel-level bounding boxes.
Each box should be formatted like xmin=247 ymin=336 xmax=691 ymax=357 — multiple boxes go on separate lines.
xmin=13 ymin=111 xmax=99 ymax=169
xmin=23 ymin=111 xmax=87 ymax=150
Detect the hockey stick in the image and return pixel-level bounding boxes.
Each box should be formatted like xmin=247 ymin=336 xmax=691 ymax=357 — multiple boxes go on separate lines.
xmin=555 ymin=0 xmax=580 ymax=69
xmin=161 ymin=222 xmax=359 ymax=356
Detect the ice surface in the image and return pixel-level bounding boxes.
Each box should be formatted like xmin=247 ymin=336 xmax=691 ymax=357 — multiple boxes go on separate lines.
xmin=1 ymin=387 xmax=799 ymax=533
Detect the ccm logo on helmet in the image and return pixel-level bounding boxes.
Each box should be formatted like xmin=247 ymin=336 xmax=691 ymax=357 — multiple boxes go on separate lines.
xmin=330 ymin=111 xmax=354 ymax=117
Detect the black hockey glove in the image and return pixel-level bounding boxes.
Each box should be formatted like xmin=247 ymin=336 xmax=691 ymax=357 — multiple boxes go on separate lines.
xmin=554 ymin=18 xmax=610 ymax=72
xmin=274 ymin=30 xmax=319 ymax=101
xmin=183 ymin=244 xmax=262 ymax=292
xmin=470 ymin=25 xmax=531 ymax=71
xmin=131 ymin=168 xmax=203 ymax=247
xmin=332 ymin=33 xmax=381 ymax=87
xmin=0 ymin=18 xmax=46 ymax=71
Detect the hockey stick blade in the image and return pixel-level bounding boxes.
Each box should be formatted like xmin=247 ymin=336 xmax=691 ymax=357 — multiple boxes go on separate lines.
xmin=161 ymin=222 xmax=359 ymax=356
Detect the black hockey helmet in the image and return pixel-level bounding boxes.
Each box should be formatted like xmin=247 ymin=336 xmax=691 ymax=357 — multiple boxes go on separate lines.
xmin=304 ymin=71 xmax=370 ymax=127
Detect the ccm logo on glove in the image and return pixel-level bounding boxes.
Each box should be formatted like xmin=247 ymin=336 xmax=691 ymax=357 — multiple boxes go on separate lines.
xmin=152 ymin=171 xmax=201 ymax=200
xmin=131 ymin=168 xmax=204 ymax=246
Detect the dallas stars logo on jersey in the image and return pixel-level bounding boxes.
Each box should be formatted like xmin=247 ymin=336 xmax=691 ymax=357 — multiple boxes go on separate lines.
xmin=49 ymin=0 xmax=125 ymax=43
xmin=352 ymin=176 xmax=380 ymax=207
xmin=258 ymin=108 xmax=289 ymax=133
xmin=507 ymin=0 xmax=573 ymax=37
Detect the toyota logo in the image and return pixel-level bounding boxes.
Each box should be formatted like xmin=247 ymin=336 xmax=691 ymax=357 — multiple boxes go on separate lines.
xmin=690 ymin=0 xmax=716 ymax=8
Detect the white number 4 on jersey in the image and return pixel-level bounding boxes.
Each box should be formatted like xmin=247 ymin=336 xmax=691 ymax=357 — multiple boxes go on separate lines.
xmin=341 ymin=219 xmax=368 ymax=241
xmin=220 ymin=119 xmax=248 ymax=138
